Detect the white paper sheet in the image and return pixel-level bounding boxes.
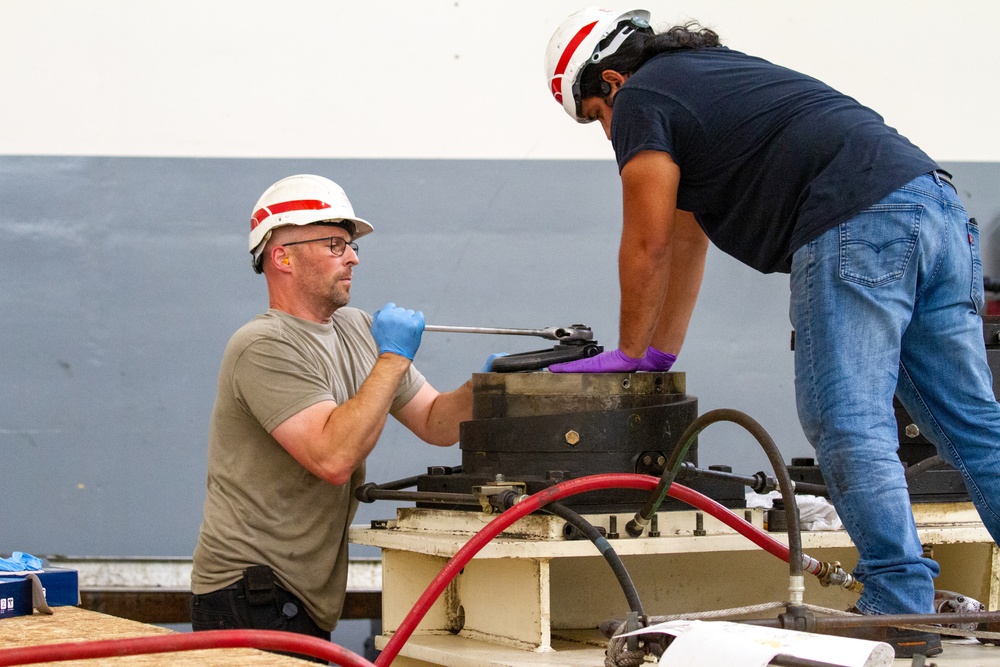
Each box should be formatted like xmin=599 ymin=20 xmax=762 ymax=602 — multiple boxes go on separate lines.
xmin=618 ymin=620 xmax=894 ymax=667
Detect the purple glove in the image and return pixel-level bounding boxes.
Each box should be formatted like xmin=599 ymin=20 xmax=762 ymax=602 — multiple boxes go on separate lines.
xmin=548 ymin=349 xmax=643 ymax=373
xmin=636 ymin=346 xmax=677 ymax=372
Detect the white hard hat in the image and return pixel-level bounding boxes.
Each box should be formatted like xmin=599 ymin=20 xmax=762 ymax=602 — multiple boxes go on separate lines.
xmin=544 ymin=7 xmax=651 ymax=122
xmin=248 ymin=174 xmax=373 ymax=272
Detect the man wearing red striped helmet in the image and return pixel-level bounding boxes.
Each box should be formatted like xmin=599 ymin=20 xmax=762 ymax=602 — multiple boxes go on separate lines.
xmin=190 ymin=174 xmax=475 ymax=657
xmin=543 ymin=7 xmax=1000 ymax=659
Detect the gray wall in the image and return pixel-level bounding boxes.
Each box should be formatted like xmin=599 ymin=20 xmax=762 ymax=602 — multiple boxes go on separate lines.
xmin=2 ymin=157 xmax=998 ymax=558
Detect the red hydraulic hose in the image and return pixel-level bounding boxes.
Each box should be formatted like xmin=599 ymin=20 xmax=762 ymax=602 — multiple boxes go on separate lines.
xmin=0 ymin=475 xmax=812 ymax=667
xmin=0 ymin=629 xmax=376 ymax=667
xmin=375 ymin=472 xmax=807 ymax=666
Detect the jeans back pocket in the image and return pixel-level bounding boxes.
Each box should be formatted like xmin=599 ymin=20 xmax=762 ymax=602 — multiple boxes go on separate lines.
xmin=839 ymin=204 xmax=921 ymax=287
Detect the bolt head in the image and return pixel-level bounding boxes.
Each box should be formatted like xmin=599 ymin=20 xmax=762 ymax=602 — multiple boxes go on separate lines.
xmin=565 ymin=430 xmax=580 ymax=446
xmin=905 ymin=424 xmax=920 ymax=439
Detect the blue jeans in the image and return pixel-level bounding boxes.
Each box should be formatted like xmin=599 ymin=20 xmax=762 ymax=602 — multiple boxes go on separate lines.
xmin=790 ymin=172 xmax=1000 ymax=615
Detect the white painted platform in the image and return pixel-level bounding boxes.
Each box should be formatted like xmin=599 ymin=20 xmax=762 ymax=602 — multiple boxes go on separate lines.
xmin=352 ymin=503 xmax=1000 ymax=666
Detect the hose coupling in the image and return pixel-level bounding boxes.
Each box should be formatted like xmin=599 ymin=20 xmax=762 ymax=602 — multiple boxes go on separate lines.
xmin=490 ymin=489 xmax=528 ymax=513
xmin=625 ymin=515 xmax=648 ymax=538
xmin=473 ymin=482 xmax=527 ymax=514
xmin=816 ymin=561 xmax=864 ymax=593
xmin=750 ymin=471 xmax=777 ymax=494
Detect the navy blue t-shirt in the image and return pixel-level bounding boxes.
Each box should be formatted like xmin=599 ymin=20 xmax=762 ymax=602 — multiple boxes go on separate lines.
xmin=611 ymin=47 xmax=937 ymax=273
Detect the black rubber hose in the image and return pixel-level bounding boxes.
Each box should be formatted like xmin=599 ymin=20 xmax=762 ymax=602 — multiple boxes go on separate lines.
xmin=629 ymin=409 xmax=803 ymax=582
xmin=545 ymin=501 xmax=645 ymax=617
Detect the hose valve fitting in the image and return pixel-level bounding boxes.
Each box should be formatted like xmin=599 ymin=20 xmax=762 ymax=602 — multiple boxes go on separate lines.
xmin=815 ymin=561 xmax=864 ymax=594
xmin=625 ymin=515 xmax=648 ymax=538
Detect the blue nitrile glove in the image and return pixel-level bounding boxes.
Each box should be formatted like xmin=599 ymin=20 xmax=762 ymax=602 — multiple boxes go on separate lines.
xmin=636 ymin=346 xmax=677 ymax=372
xmin=0 ymin=552 xmax=43 ymax=572
xmin=548 ymin=348 xmax=643 ymax=373
xmin=371 ymin=302 xmax=425 ymax=360
xmin=481 ymin=353 xmax=509 ymax=372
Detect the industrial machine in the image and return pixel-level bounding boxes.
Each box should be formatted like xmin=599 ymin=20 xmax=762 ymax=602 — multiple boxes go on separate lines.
xmin=350 ymin=323 xmax=1000 ymax=666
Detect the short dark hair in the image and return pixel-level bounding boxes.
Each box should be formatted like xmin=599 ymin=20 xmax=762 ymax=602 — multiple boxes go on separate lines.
xmin=578 ymin=21 xmax=722 ymax=100
xmin=313 ymin=220 xmax=356 ymax=238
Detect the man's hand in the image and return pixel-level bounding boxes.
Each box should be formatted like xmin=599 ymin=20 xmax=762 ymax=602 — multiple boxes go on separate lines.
xmin=636 ymin=346 xmax=676 ymax=372
xmin=371 ymin=302 xmax=424 ymax=360
xmin=548 ymin=349 xmax=643 ymax=373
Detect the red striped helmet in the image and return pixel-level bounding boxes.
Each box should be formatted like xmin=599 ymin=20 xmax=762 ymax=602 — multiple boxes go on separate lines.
xmin=544 ymin=8 xmax=651 ymax=122
xmin=249 ymin=174 xmax=373 ymax=273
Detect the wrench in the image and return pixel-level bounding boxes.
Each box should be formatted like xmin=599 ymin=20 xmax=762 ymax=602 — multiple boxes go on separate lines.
xmin=423 ymin=324 xmax=593 ymax=342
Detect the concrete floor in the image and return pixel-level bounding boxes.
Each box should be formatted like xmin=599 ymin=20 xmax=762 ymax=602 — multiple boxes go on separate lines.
xmin=898 ymin=638 xmax=1000 ymax=666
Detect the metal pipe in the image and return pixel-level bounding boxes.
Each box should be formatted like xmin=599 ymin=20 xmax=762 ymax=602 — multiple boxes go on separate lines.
xmin=354 ymin=486 xmax=480 ymax=506
xmin=791 ymin=481 xmax=829 ymax=497
xmin=677 ymin=462 xmax=777 ymax=494
xmin=676 ymin=462 xmax=832 ymax=497
xmin=745 ymin=609 xmax=1000 ymax=629
xmin=358 ymin=466 xmax=463 ymax=494
xmin=368 ymin=474 xmax=421 ymax=492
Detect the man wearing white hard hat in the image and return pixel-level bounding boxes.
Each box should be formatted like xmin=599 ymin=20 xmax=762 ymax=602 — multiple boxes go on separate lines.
xmin=542 ymin=7 xmax=1000 ymax=659
xmin=190 ymin=174 xmax=479 ymax=657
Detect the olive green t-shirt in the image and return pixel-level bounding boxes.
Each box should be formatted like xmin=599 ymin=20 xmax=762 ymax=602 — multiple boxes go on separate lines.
xmin=191 ymin=307 xmax=425 ymax=630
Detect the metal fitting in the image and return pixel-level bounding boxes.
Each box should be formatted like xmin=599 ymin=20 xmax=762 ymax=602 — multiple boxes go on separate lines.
xmin=815 ymin=561 xmax=864 ymax=593
xmin=473 ymin=482 xmax=526 ymax=514
xmin=565 ymin=430 xmax=580 ymax=446
xmin=693 ymin=512 xmax=706 ymax=536
xmin=750 ymin=471 xmax=778 ymax=494
xmin=625 ymin=516 xmax=647 ymax=538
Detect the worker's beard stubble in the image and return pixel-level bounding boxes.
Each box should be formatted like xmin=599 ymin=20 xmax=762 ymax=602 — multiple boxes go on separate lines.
xmin=326 ymin=270 xmax=352 ymax=311
xmin=299 ymin=267 xmax=352 ymax=314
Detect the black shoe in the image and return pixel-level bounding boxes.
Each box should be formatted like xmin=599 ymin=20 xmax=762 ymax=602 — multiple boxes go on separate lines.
xmin=826 ymin=615 xmax=942 ymax=659
xmin=884 ymin=627 xmax=942 ymax=659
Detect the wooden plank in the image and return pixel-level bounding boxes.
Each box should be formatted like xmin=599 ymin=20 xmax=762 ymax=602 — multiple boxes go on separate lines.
xmin=0 ymin=606 xmax=310 ymax=665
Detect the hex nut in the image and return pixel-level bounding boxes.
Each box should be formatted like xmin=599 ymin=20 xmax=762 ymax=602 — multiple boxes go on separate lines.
xmin=565 ymin=430 xmax=580 ymax=446
xmin=905 ymin=424 xmax=920 ymax=439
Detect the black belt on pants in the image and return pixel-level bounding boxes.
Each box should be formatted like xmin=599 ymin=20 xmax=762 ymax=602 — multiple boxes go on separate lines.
xmin=933 ymin=169 xmax=957 ymax=193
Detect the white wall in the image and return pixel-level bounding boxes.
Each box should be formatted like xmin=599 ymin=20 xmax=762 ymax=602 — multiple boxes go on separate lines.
xmin=2 ymin=2 xmax=999 ymax=559
xmin=2 ymin=0 xmax=998 ymax=161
